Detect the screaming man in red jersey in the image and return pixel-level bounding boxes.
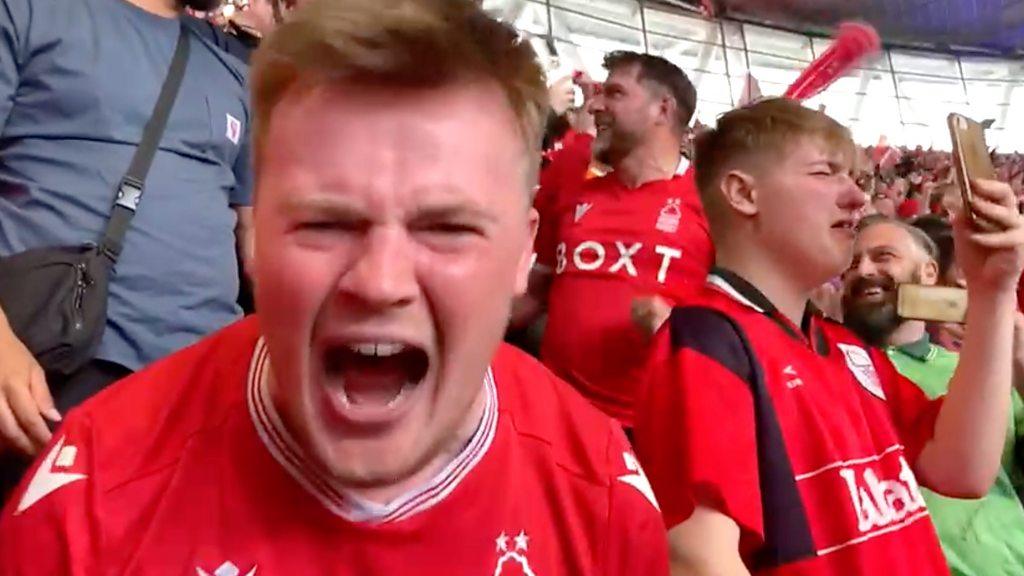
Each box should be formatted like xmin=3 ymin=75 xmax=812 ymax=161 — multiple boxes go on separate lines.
xmin=634 ymin=98 xmax=1024 ymax=575
xmin=0 ymin=2 xmax=668 ymax=574
xmin=521 ymin=51 xmax=713 ymax=429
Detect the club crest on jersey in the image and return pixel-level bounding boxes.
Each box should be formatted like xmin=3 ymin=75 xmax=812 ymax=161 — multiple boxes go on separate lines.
xmin=574 ymin=202 xmax=593 ymax=223
xmin=655 ymin=198 xmax=682 ymax=233
xmin=494 ymin=530 xmax=536 ymax=575
xmin=837 ymin=343 xmax=886 ymax=400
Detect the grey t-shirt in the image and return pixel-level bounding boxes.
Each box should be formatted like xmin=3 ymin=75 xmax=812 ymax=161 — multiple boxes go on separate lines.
xmin=0 ymin=0 xmax=252 ymax=371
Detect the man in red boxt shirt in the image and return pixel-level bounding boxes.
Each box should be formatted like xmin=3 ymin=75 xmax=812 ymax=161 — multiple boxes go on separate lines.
xmin=521 ymin=52 xmax=713 ymax=430
xmin=634 ymin=98 xmax=1024 ymax=575
xmin=0 ymin=1 xmax=668 ymax=574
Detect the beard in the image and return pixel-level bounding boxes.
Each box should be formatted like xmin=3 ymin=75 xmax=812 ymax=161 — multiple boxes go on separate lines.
xmin=593 ymin=117 xmax=642 ymax=167
xmin=180 ymin=0 xmax=224 ymax=11
xmin=842 ymin=270 xmax=921 ymax=347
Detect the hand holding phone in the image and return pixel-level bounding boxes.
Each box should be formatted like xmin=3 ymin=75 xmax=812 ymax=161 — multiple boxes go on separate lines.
xmin=948 ymin=113 xmax=999 ymax=231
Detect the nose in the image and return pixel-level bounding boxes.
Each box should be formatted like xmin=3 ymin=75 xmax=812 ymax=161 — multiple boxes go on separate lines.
xmin=839 ymin=174 xmax=867 ymax=213
xmin=587 ymin=92 xmax=606 ymax=115
xmin=336 ymin=227 xmax=418 ymax=310
xmin=855 ymin=253 xmax=880 ymax=278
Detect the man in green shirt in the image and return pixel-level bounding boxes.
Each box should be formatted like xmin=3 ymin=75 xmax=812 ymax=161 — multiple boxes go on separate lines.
xmin=842 ymin=214 xmax=1024 ymax=576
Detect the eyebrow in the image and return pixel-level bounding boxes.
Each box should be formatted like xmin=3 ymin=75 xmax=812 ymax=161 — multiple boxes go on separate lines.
xmin=807 ymin=159 xmax=849 ymax=171
xmin=281 ymin=194 xmax=500 ymax=225
xmin=410 ymin=202 xmax=499 ymax=225
xmin=282 ymin=195 xmax=364 ymax=220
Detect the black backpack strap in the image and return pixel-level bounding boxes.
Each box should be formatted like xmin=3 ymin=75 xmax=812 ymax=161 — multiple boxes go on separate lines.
xmin=99 ymin=22 xmax=192 ymax=262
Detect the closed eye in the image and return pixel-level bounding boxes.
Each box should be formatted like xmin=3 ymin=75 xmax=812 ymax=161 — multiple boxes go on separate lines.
xmin=299 ymin=221 xmax=341 ymax=231
xmin=414 ymin=221 xmax=485 ymax=237
xmin=296 ymin=220 xmax=359 ymax=233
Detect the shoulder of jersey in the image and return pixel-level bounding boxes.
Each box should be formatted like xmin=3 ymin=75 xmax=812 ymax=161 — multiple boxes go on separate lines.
xmin=491 ymin=343 xmax=624 ymax=485
xmin=815 ymin=314 xmax=866 ymax=347
xmin=566 ymin=172 xmax=616 ymax=199
xmin=675 ymin=170 xmax=708 ymax=211
xmin=680 ymin=284 xmax=748 ymax=314
xmin=68 ymin=318 xmax=260 ymax=489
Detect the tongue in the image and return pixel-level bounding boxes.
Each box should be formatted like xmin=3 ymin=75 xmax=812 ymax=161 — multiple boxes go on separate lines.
xmin=340 ymin=356 xmax=408 ymax=407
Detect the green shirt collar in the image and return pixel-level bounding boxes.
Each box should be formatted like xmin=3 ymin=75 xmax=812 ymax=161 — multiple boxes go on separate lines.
xmin=892 ymin=333 xmax=935 ymax=362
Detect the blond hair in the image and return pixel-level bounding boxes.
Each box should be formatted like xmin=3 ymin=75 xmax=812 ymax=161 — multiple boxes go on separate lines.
xmin=694 ymin=98 xmax=855 ymax=230
xmin=250 ymin=0 xmax=549 ymax=186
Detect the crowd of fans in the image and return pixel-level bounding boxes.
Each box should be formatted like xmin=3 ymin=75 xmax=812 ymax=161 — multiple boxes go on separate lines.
xmin=0 ymin=0 xmax=1023 ymax=575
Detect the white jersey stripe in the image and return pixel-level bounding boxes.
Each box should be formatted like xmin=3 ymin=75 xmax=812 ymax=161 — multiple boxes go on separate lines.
xmin=816 ymin=510 xmax=931 ymax=557
xmin=794 ymin=444 xmax=904 ymax=481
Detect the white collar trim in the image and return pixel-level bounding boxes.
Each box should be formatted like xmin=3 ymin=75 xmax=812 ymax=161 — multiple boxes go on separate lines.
xmin=675 ymin=156 xmax=690 ymax=176
xmin=246 ymin=338 xmax=499 ymax=524
xmin=706 ymin=273 xmax=766 ymax=313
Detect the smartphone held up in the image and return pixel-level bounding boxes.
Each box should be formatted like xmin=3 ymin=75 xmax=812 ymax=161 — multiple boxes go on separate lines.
xmin=897 ymin=284 xmax=968 ymax=324
xmin=947 ymin=113 xmax=1000 ymax=232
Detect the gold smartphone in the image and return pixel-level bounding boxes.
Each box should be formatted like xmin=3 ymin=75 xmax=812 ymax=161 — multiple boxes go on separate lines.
xmin=897 ymin=284 xmax=968 ymax=324
xmin=947 ymin=113 xmax=997 ymax=230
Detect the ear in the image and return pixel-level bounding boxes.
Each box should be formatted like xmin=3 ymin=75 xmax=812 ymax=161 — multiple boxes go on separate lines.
xmin=656 ymin=93 xmax=676 ymax=129
xmin=514 ymin=207 xmax=540 ymax=296
xmin=721 ymin=169 xmax=759 ymax=217
xmin=919 ymin=258 xmax=940 ymax=286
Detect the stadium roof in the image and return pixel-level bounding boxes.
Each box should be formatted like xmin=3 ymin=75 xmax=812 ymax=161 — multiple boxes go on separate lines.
xmin=660 ymin=0 xmax=1024 ymax=56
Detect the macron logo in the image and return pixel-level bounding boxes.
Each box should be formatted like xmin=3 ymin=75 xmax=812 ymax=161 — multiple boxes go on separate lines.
xmin=617 ymin=452 xmax=660 ymax=511
xmin=574 ymin=202 xmax=593 ymax=223
xmin=16 ymin=436 xmax=86 ymax=514
xmin=783 ymin=364 xmax=804 ymax=389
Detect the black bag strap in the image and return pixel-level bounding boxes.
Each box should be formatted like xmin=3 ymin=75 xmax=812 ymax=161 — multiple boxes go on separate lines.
xmin=99 ymin=23 xmax=191 ymax=262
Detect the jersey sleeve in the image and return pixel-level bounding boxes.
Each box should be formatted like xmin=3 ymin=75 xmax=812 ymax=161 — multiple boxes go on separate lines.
xmin=533 ymin=133 xmax=592 ymax=268
xmin=871 ymin=347 xmax=945 ymax=466
xmin=538 ymin=131 xmax=593 ymax=195
xmin=0 ymin=414 xmax=99 ymax=575
xmin=602 ymin=422 xmax=670 ymax=576
xmin=532 ymin=184 xmax=562 ymax=269
xmin=633 ymin=306 xmax=764 ymax=556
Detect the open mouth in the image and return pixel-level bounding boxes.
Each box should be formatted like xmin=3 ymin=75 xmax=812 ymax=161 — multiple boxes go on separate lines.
xmin=322 ymin=342 xmax=429 ymax=414
xmin=851 ymin=277 xmax=895 ymax=302
xmin=831 ymin=219 xmax=857 ymax=232
xmin=857 ymin=285 xmax=887 ymax=300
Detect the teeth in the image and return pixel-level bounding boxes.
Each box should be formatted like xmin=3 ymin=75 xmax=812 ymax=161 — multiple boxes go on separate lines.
xmin=376 ymin=343 xmax=405 ymax=357
xmin=386 ymin=384 xmax=409 ymax=408
xmin=347 ymin=343 xmax=407 ymax=357
xmin=350 ymin=343 xmax=377 ymax=356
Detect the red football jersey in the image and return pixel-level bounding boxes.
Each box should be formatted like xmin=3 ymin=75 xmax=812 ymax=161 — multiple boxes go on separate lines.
xmin=536 ymin=165 xmax=714 ymax=426
xmin=539 ymin=130 xmax=595 ymax=194
xmin=634 ymin=269 xmax=949 ymax=575
xmin=534 ymin=131 xmax=595 ymax=257
xmin=0 ymin=318 xmax=667 ymax=576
